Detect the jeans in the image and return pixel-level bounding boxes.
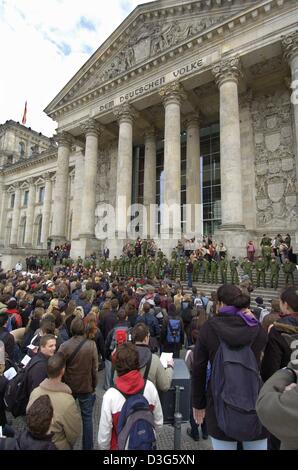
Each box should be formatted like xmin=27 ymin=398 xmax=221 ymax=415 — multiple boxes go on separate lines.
xmin=75 ymin=393 xmax=96 ymax=450
xmin=187 ymin=272 xmax=193 ymax=288
xmin=211 ymin=437 xmax=267 ymax=450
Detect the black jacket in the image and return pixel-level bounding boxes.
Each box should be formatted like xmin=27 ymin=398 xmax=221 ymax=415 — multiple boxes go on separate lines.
xmin=192 ymin=313 xmax=267 ymax=441
xmin=261 ymin=315 xmax=298 ymax=382
xmin=26 ymin=352 xmax=49 ymax=397
xmin=0 ymin=430 xmax=56 ymax=450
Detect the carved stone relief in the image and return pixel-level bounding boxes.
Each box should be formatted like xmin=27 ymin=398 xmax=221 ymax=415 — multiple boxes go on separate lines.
xmin=251 ymin=89 xmax=297 ymax=227
xmin=95 ymin=142 xmax=117 ymax=206
xmin=70 ymin=15 xmax=229 ymax=99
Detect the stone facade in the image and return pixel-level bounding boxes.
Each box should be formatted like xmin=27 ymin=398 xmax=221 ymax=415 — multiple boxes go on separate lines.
xmin=1 ymin=0 xmax=298 ymax=267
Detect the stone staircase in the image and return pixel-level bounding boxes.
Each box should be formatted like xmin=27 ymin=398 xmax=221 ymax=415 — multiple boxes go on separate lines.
xmin=182 ymin=269 xmax=298 ymax=309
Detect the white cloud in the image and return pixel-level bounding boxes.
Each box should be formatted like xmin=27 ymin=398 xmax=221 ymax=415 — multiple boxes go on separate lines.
xmin=0 ymin=0 xmax=152 ymax=136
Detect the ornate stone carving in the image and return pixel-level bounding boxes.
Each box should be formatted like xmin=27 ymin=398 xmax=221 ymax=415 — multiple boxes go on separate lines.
xmin=113 ymin=103 xmax=137 ymax=124
xmin=69 ymin=15 xmax=229 ymax=99
xmin=252 ymin=89 xmax=297 ymax=226
xmin=80 ymin=119 xmax=102 ymax=137
xmin=159 ymin=81 xmax=186 ymax=106
xmin=183 ymin=113 xmax=200 ymax=130
xmin=282 ymin=30 xmax=298 ymax=63
xmin=212 ymin=56 xmax=242 ymax=87
xmin=250 ymin=56 xmax=284 ymax=77
xmin=55 ymin=131 xmax=73 ymax=147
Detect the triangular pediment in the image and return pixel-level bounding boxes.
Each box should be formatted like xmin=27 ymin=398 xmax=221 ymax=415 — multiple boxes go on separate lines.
xmin=45 ymin=0 xmax=260 ymax=115
xmin=35 ymin=177 xmax=45 ymax=186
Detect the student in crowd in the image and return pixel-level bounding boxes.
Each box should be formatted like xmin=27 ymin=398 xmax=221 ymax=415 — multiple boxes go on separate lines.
xmin=27 ymin=352 xmax=82 ymax=450
xmin=97 ymin=342 xmax=163 ymax=450
xmin=192 ymin=284 xmax=267 ymax=450
xmin=0 ymin=395 xmax=57 ymax=450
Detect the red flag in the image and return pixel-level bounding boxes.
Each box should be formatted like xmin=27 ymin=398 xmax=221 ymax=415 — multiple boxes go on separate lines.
xmin=22 ymin=101 xmax=27 ymax=125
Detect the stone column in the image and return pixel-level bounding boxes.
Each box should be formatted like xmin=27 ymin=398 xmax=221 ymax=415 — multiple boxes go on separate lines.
xmin=185 ymin=114 xmax=202 ymax=237
xmin=79 ymin=119 xmax=100 ymax=238
xmin=143 ymin=128 xmax=156 ymax=238
xmin=114 ymin=103 xmax=135 ymax=239
xmin=10 ymin=183 xmax=21 ymax=247
xmin=212 ymin=57 xmax=244 ymax=229
xmin=0 ymin=174 xmax=6 ymax=246
xmin=51 ymin=132 xmax=72 ymax=244
xmin=283 ymin=30 xmax=298 ymax=192
xmin=41 ymin=173 xmax=52 ymax=248
xmin=71 ymin=149 xmax=85 ymax=241
xmin=24 ymin=178 xmax=36 ymax=247
xmin=283 ymin=30 xmax=298 ymax=253
xmin=159 ymin=81 xmax=185 ymax=241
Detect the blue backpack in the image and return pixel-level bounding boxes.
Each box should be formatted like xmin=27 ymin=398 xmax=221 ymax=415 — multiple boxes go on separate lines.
xmin=115 ymin=384 xmax=156 ymax=450
xmin=211 ymin=335 xmax=263 ymax=441
xmin=166 ymin=318 xmax=181 ymax=344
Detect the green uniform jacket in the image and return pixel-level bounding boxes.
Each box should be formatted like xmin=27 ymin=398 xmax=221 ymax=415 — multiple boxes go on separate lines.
xmin=256 ymin=369 xmax=298 ymax=450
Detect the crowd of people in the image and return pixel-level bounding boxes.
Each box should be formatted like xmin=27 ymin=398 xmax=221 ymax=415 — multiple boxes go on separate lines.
xmin=0 ymin=235 xmax=297 ymax=451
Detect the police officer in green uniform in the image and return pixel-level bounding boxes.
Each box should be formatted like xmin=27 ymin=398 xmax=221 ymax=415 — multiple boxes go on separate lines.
xmin=219 ymin=256 xmax=228 ymax=284
xmin=230 ymin=257 xmax=239 ymax=285
xmin=111 ymin=256 xmax=118 ymax=274
xmin=241 ymin=257 xmax=254 ymax=283
xmin=210 ymin=258 xmax=219 ymax=284
xmin=255 ymin=256 xmax=266 ymax=288
xmin=170 ymin=257 xmax=178 ymax=279
xmin=193 ymin=257 xmax=200 ymax=282
xmin=283 ymin=258 xmax=296 ymax=285
xmin=270 ymin=257 xmax=280 ymax=289
xmin=179 ymin=257 xmax=186 ymax=281
xmin=202 ymin=257 xmax=210 ymax=283
xmin=262 ymin=244 xmax=272 ymax=271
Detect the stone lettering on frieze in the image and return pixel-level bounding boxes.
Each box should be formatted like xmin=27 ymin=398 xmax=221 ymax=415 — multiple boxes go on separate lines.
xmin=92 ymin=58 xmax=204 ymax=117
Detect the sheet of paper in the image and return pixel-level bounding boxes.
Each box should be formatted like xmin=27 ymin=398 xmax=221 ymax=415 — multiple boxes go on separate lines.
xmin=160 ymin=352 xmax=173 ymax=369
xmin=4 ymin=367 xmax=17 ymax=381
xmin=21 ymin=355 xmax=31 ymax=367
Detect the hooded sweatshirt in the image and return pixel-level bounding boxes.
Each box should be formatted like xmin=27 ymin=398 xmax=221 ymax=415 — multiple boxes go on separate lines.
xmin=97 ymin=369 xmax=163 ymax=450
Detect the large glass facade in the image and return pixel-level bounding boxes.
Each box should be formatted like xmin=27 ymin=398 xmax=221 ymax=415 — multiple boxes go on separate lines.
xmin=132 ymin=123 xmax=221 ymax=236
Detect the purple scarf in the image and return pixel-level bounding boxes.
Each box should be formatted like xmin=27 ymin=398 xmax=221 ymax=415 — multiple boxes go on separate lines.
xmin=219 ymin=306 xmax=259 ymax=327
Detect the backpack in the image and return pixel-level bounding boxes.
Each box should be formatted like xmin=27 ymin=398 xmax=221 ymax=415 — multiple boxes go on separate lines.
xmin=211 ymin=336 xmax=263 ymax=441
xmin=166 ymin=318 xmax=181 ymax=344
xmin=0 ymin=330 xmax=21 ymax=365
xmin=6 ymin=315 xmax=17 ymax=332
xmin=193 ymin=297 xmax=203 ymax=308
xmin=110 ymin=326 xmax=130 ymax=353
xmin=115 ymin=383 xmax=156 ymax=450
xmin=4 ymin=358 xmax=44 ymax=417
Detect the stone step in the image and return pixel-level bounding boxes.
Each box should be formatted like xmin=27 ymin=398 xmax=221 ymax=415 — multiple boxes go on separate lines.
xmin=182 ymin=282 xmax=282 ymax=308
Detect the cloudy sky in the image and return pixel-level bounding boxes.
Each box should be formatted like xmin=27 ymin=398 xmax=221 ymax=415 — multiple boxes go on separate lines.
xmin=0 ymin=0 xmax=152 ymax=137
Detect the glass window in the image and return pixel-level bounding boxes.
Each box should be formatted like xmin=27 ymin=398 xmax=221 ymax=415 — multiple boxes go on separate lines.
xmin=39 ymin=187 xmax=45 ymax=204
xmin=11 ymin=194 xmax=15 ymax=209
xmin=23 ymin=190 xmax=29 ymax=207
xmin=133 ymin=123 xmax=220 ymax=236
xmin=19 ymin=142 xmax=25 ymax=157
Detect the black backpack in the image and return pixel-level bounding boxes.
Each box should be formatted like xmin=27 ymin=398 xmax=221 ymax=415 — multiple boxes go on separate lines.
xmin=211 ymin=333 xmax=263 ymax=441
xmin=4 ymin=358 xmax=44 ymax=417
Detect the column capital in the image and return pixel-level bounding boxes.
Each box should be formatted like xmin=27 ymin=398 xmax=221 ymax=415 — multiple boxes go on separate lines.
xmin=159 ymin=81 xmax=186 ymax=106
xmin=144 ymin=126 xmax=156 ymax=141
xmin=14 ymin=182 xmax=21 ymax=190
xmin=44 ymin=172 xmax=52 ymax=182
xmin=113 ymin=103 xmax=137 ymax=124
xmin=80 ymin=118 xmax=102 ymax=137
xmin=27 ymin=177 xmax=35 ymax=186
xmin=55 ymin=131 xmax=73 ymax=148
xmin=282 ymin=30 xmax=298 ymax=63
xmin=212 ymin=56 xmax=242 ymax=87
xmin=183 ymin=113 xmax=201 ymax=130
